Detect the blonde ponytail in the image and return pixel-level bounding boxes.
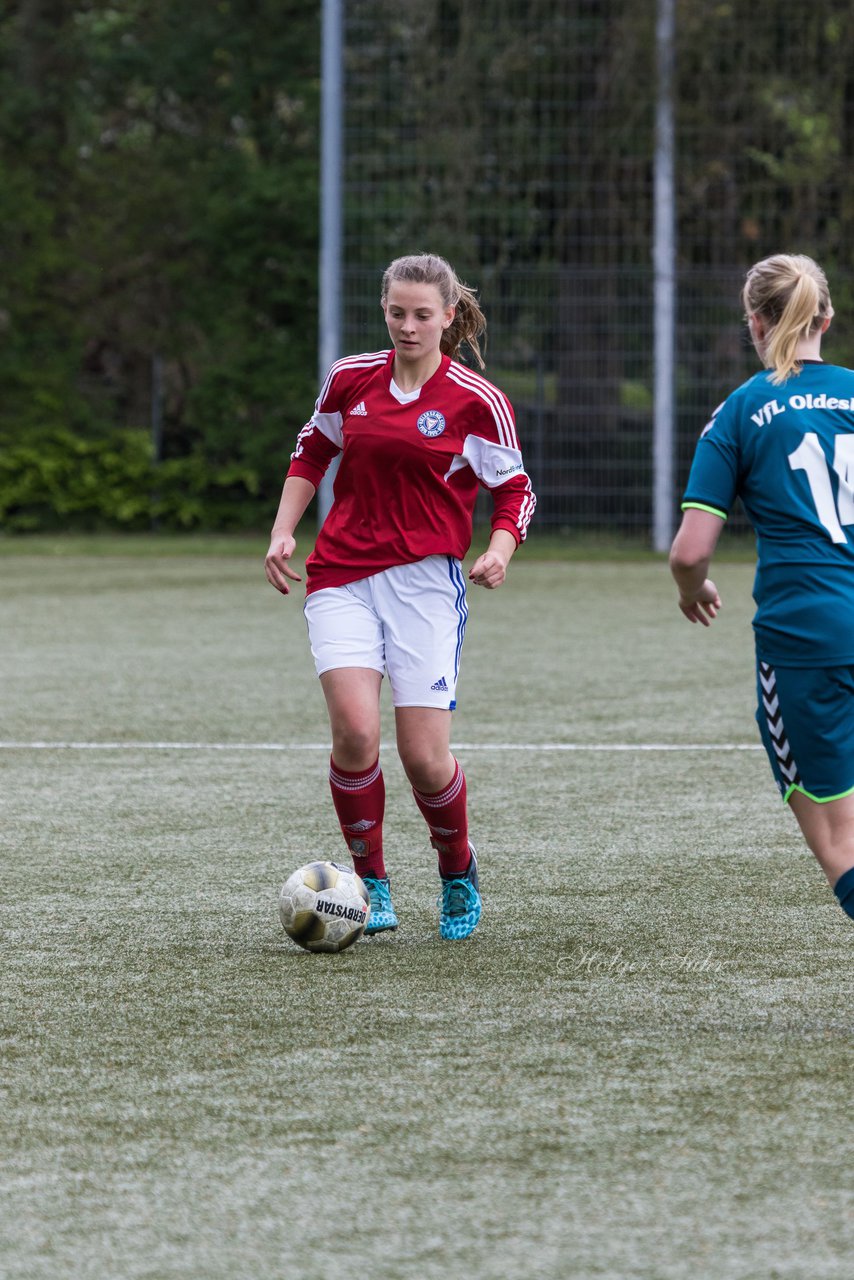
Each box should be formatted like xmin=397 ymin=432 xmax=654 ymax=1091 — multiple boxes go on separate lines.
xmin=742 ymin=254 xmax=833 ymax=385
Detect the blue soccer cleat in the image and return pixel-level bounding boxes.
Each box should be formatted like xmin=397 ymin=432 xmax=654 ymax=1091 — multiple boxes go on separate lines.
xmin=362 ymin=874 xmax=399 ymax=934
xmin=438 ymin=846 xmax=482 ymax=940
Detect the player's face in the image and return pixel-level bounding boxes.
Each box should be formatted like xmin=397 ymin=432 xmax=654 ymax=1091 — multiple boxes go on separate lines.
xmin=383 ymin=282 xmax=455 ymax=363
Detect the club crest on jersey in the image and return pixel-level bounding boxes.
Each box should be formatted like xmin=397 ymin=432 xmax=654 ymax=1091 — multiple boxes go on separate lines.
xmin=417 ymin=409 xmax=446 ymax=437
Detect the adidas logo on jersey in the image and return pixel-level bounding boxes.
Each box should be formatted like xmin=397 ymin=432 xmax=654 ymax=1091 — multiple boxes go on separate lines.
xmin=349 ymin=401 xmax=368 ymax=416
xmin=430 ymin=676 xmax=448 ymax=692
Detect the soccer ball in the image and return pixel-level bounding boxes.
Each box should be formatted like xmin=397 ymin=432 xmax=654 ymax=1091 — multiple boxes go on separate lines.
xmin=278 ymin=861 xmax=371 ymax=953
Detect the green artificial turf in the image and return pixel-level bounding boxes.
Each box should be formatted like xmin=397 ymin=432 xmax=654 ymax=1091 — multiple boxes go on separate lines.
xmin=1 ymin=549 xmax=851 ymax=1279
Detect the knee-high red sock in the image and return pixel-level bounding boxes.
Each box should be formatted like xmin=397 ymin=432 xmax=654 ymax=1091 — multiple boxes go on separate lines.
xmin=328 ymin=756 xmax=386 ymax=879
xmin=412 ymin=759 xmax=470 ymax=876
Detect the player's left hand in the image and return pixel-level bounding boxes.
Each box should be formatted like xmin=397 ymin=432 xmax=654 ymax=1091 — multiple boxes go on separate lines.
xmin=469 ymin=549 xmax=509 ymax=589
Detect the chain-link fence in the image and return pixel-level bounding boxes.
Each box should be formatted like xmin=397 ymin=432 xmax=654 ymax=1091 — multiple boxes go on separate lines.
xmin=338 ymin=0 xmax=854 ymax=538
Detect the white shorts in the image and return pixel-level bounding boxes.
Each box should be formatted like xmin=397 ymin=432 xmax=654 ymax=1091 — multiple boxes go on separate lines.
xmin=303 ymin=556 xmax=469 ymax=709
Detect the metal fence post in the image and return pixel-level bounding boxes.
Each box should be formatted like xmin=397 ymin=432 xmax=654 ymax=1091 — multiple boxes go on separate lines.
xmin=317 ymin=0 xmax=343 ymax=526
xmin=653 ymin=0 xmax=676 ymax=552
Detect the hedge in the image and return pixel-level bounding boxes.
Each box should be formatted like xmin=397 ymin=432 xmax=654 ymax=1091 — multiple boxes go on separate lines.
xmin=0 ymin=430 xmax=268 ymax=533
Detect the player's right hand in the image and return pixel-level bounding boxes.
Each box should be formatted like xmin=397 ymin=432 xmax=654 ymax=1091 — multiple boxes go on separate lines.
xmin=677 ymin=578 xmax=721 ymax=626
xmin=264 ymin=534 xmax=302 ymax=595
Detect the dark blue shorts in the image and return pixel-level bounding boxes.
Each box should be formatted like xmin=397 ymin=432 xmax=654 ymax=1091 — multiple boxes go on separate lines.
xmin=756 ymin=658 xmax=854 ymax=803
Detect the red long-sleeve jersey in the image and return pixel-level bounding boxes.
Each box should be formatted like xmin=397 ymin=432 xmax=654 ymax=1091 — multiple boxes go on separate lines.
xmin=288 ymin=348 xmax=536 ymax=594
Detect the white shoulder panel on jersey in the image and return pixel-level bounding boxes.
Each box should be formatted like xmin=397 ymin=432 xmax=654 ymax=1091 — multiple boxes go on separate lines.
xmin=291 ymin=412 xmax=343 ymax=459
xmin=446 ymin=364 xmax=518 ymax=449
xmin=310 ymin=410 xmax=345 ymax=448
xmin=446 ymin=434 xmax=526 ymax=486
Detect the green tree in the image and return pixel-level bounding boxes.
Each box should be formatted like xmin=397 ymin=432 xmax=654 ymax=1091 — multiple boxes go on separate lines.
xmin=0 ymin=1 xmax=320 ymax=524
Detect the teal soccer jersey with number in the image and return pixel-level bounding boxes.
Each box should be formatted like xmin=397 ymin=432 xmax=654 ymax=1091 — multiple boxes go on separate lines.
xmin=682 ymin=360 xmax=854 ymax=666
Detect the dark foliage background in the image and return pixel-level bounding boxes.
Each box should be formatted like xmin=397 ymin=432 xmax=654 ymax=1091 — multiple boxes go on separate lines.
xmin=3 ymin=1 xmax=854 ymax=532
xmin=1 ymin=0 xmax=319 ymax=529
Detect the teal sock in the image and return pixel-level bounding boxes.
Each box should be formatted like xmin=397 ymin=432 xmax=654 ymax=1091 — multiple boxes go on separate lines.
xmin=833 ymin=866 xmax=854 ymax=921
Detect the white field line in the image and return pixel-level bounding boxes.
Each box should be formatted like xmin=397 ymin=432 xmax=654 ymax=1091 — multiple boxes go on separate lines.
xmin=0 ymin=740 xmax=763 ymax=752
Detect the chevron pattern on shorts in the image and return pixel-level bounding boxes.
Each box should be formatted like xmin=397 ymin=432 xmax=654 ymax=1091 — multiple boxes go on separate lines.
xmin=759 ymin=661 xmax=801 ymax=786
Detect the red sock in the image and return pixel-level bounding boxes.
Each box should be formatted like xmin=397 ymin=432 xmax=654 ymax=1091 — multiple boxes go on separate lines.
xmin=412 ymin=759 xmax=470 ymax=876
xmin=328 ymin=756 xmax=386 ymax=878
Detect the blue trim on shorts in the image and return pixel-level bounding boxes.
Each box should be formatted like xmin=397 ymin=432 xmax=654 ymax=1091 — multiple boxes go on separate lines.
xmin=446 ymin=556 xmax=469 ymax=688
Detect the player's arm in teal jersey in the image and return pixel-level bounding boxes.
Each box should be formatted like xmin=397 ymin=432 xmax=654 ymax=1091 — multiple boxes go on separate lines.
xmin=668 ymin=395 xmax=743 ymax=624
xmin=669 ymin=508 xmax=724 ymax=625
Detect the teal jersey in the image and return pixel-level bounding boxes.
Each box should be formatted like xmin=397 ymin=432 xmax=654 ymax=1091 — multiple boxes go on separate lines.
xmin=682 ymin=361 xmax=854 ymax=666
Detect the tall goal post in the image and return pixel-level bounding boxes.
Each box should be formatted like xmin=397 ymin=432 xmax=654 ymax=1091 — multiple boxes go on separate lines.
xmin=317 ymin=0 xmax=343 ymax=526
xmin=652 ymin=0 xmax=676 ymax=552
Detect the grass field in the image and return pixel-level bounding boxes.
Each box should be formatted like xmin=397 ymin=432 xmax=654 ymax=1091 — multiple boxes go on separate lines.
xmin=2 ymin=541 xmax=852 ymax=1280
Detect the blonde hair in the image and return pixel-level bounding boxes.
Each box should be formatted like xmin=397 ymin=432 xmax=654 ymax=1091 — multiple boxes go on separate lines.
xmin=742 ymin=253 xmax=833 ymax=385
xmin=381 ymin=253 xmax=487 ymax=368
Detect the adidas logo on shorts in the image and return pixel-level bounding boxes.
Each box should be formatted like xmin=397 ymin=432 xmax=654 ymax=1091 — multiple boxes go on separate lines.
xmin=430 ymin=676 xmax=448 ymax=692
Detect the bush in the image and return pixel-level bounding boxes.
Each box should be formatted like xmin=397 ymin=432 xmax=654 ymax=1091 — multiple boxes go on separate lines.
xmin=0 ymin=429 xmax=265 ymax=532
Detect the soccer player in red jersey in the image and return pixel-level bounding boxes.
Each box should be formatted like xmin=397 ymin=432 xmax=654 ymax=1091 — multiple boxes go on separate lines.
xmin=265 ymin=253 xmax=536 ymax=939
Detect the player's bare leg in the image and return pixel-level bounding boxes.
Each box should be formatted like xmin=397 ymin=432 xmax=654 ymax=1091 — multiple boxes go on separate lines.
xmin=788 ymin=791 xmax=854 ymax=884
xmin=394 ymin=705 xmax=467 ymax=865
xmin=394 ymin=706 xmax=455 ymax=793
xmin=788 ymin=790 xmax=854 ymax=921
xmin=320 ymin=667 xmax=382 ymax=770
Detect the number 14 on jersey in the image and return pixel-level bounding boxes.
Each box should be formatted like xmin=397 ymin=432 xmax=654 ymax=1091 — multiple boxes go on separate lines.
xmin=788 ymin=432 xmax=854 ymax=544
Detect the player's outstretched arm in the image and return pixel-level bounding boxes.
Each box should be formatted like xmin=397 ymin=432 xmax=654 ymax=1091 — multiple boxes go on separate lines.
xmin=265 ymin=475 xmax=316 ymax=595
xmin=469 ymin=528 xmax=519 ymax=590
xmin=669 ymin=507 xmax=725 ymax=626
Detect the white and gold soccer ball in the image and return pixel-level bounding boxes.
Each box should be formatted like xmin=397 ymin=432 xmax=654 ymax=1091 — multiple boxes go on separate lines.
xmin=278 ymin=861 xmax=371 ymax=953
